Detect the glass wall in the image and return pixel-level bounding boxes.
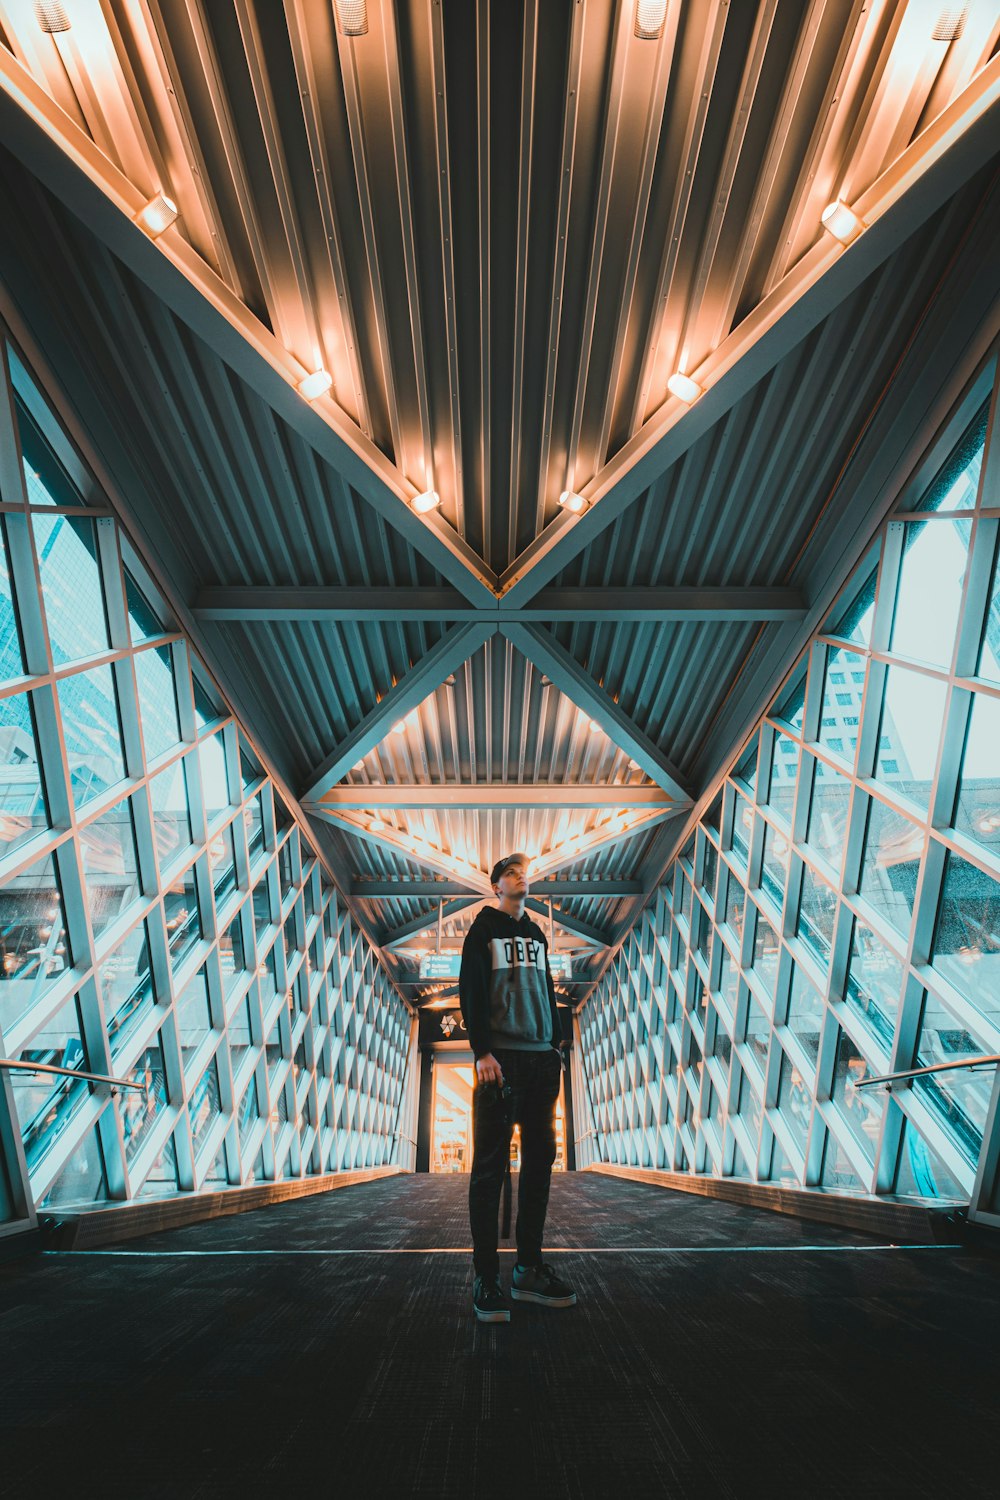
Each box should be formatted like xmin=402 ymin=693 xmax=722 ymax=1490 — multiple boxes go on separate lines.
xmin=0 ymin=341 xmax=414 ymax=1219
xmin=577 ymin=356 xmax=1000 ymax=1214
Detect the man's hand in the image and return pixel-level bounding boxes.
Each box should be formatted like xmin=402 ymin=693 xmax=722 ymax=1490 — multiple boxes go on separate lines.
xmin=475 ymin=1053 xmax=504 ymax=1087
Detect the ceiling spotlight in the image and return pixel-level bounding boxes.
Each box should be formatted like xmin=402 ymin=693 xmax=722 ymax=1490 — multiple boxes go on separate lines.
xmin=369 ymin=817 xmax=385 ymax=833
xmin=334 ymin=0 xmax=368 ymax=36
xmin=392 ymin=720 xmax=407 ymax=735
xmin=932 ymin=6 xmax=967 ymax=41
xmin=634 ymin=0 xmax=668 ymax=40
xmin=628 ymin=758 xmax=640 ymax=771
xmin=558 ymin=490 xmax=588 ymax=514
xmin=34 ymin=1 xmax=71 ymax=30
xmin=820 ymin=200 xmax=864 ymax=246
xmin=411 ymin=489 xmax=440 ymax=514
xmin=666 ymin=372 xmax=702 ymax=404
xmin=588 ymin=719 xmax=602 ymax=734
xmin=135 ymin=193 xmax=178 ymax=237
xmin=297 ymin=369 xmax=333 ymax=401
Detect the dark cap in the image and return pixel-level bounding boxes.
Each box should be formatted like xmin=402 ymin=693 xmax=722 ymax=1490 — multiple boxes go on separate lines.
xmin=490 ymin=852 xmax=530 ymax=887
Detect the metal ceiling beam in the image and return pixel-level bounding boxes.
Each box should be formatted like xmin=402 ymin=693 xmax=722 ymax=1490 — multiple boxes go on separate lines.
xmin=321 ymin=786 xmax=673 ymax=810
xmin=193 ymin=585 xmax=806 ymax=623
xmin=0 ymin=48 xmax=498 ymax=609
xmin=524 ymin=899 xmax=610 ymax=949
xmin=381 ymin=898 xmax=482 ymax=950
xmin=498 ymin=55 xmax=1000 ymax=608
xmin=301 ymin=622 xmax=496 ymax=801
xmin=308 ymin=805 xmax=494 ymax=896
xmin=354 ymin=879 xmax=643 ymax=898
xmin=501 ymin=623 xmax=690 ymax=803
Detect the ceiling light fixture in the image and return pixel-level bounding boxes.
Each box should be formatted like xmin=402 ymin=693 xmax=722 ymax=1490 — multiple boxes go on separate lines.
xmin=666 ymin=371 xmax=702 ymax=404
xmin=628 ymin=758 xmax=640 ymax=771
xmin=634 ymin=0 xmax=668 ymax=40
xmin=297 ymin=369 xmax=333 ymax=401
xmin=588 ymin=719 xmax=602 ymax=733
xmin=34 ymin=1 xmax=70 ymax=32
xmin=932 ymin=6 xmax=967 ymax=41
xmin=333 ymin=0 xmax=368 ymax=36
xmin=411 ymin=489 xmax=440 ymax=514
xmin=558 ymin=490 xmax=589 ymax=514
xmin=369 ymin=817 xmax=385 ymax=833
xmin=392 ymin=720 xmax=408 ymax=735
xmin=135 ymin=193 xmax=178 ymax=237
xmin=820 ymin=200 xmax=864 ymax=246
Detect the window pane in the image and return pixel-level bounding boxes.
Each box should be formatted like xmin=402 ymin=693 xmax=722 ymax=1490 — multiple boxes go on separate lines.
xmin=134 ymin=644 xmax=181 ymax=763
xmin=32 ymin=514 xmax=109 ymax=666
xmin=931 ymin=852 xmax=1000 ymax=1032
xmin=0 ymin=690 xmax=48 ymax=859
xmin=0 ymin=850 xmax=69 ymax=1032
xmin=120 ymin=1031 xmax=170 ymax=1165
xmin=229 ymin=994 xmax=254 ymax=1073
xmin=208 ymin=821 xmax=237 ymax=904
xmin=136 ymin=1129 xmax=179 ymax=1198
xmin=776 ymin=1049 xmax=811 ymax=1155
xmin=58 ymin=664 xmax=126 ymax=810
xmin=844 ymin=919 xmax=902 ymax=1053
xmin=102 ymin=919 xmax=156 ymax=1060
xmin=11 ymin=992 xmax=89 ymax=1170
xmin=767 ymin=732 xmax=798 ymax=823
xmin=894 ymin=1115 xmax=965 ymax=1200
xmin=79 ymin=798 xmax=141 ymax=940
xmin=820 ymin=1131 xmax=865 ymax=1193
xmin=723 ymin=873 xmax=745 ymax=942
xmin=796 ymin=862 xmax=837 ymax=964
xmin=744 ymin=995 xmax=770 ymax=1074
xmin=189 ymin=1055 xmax=221 ymax=1157
xmin=0 ymin=518 xmax=26 ymax=678
xmin=890 ymin=520 xmax=968 ymax=670
xmin=858 ymin=796 xmax=920 ymax=938
xmin=149 ymin=759 xmax=192 ymax=871
xmin=817 ymin=648 xmax=866 ymax=765
xmin=875 ymin=664 xmax=946 ymax=811
xmin=125 ymin=570 xmax=164 ymax=646
xmin=176 ymin=966 xmax=212 ymax=1067
xmin=238 ymin=1075 xmax=260 ymax=1150
xmin=952 ymin=689 xmax=1000 ymax=857
xmin=219 ymin=912 xmax=248 ymax=992
xmin=914 ymin=401 xmax=986 ymax=513
xmin=825 ymin=566 xmax=877 ymax=647
xmin=914 ymin=989 xmax=991 ymax=1167
xmin=244 ymin=793 xmax=264 ymax=865
xmin=830 ymin=1029 xmax=882 ymax=1164
xmin=759 ymin=822 xmax=789 ymax=912
xmin=786 ymin=964 xmax=823 ymax=1080
xmin=40 ymin=1121 xmax=109 ymax=1209
xmin=806 ymin=758 xmax=851 ymax=873
xmin=731 ymin=793 xmax=753 ymax=867
xmin=200 ymin=730 xmax=230 ymax=820
xmin=14 ymin=385 xmax=84 ymax=509
xmin=750 ymin=912 xmax=779 ymax=997
xmin=978 ymin=538 xmax=1000 ymax=683
xmin=164 ymin=860 xmax=202 ymax=967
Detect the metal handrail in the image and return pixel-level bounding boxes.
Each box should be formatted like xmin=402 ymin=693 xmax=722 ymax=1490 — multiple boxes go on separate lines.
xmin=0 ymin=1058 xmax=143 ymax=1092
xmin=395 ymin=1130 xmax=417 ymax=1146
xmin=856 ymin=1054 xmax=1000 ymax=1091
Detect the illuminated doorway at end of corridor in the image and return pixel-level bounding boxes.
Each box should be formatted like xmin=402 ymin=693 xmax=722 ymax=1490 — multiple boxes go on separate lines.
xmin=430 ymin=1061 xmax=567 ymax=1172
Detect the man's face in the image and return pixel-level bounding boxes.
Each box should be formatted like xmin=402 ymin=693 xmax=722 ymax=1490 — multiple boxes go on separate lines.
xmin=495 ymin=860 xmax=529 ymax=899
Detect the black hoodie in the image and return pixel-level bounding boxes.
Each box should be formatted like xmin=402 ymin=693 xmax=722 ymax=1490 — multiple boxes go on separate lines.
xmin=459 ymin=905 xmax=561 ymax=1060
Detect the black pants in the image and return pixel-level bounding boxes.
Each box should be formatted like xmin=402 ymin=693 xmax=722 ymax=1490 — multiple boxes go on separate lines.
xmin=468 ymin=1048 xmax=562 ymax=1280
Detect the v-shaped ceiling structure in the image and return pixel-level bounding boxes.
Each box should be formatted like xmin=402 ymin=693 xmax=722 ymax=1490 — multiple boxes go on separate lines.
xmin=0 ymin=0 xmax=997 ymax=1007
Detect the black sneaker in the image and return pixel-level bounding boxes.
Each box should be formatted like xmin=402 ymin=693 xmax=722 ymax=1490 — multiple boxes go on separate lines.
xmin=510 ymin=1261 xmax=577 ymax=1308
xmin=473 ymin=1275 xmax=511 ymax=1323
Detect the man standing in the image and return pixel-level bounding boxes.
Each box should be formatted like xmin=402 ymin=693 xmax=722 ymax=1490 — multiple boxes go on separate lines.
xmin=459 ymin=852 xmax=577 ymax=1323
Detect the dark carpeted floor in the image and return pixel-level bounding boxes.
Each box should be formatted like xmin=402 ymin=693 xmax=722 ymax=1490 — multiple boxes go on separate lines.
xmin=0 ymin=1173 xmax=997 ymax=1499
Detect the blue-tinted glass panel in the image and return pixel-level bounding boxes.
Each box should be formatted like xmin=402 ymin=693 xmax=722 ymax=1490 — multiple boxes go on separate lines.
xmin=12 ymin=376 xmax=84 ymax=508
xmin=744 ymin=994 xmax=770 ymax=1074
xmin=914 ymin=402 xmax=986 ymax=513
xmin=776 ymin=1049 xmax=811 ymax=1155
xmin=238 ymin=1075 xmax=260 ymax=1149
xmin=79 ymin=798 xmax=141 ymax=941
xmin=164 ymin=861 xmax=202 ymax=967
xmin=12 ymin=992 xmax=89 ymax=1169
xmin=149 ymin=759 xmax=191 ymax=871
xmin=103 ymin=919 xmax=156 ymax=1060
xmin=219 ymin=911 xmax=247 ymax=992
xmin=731 ymin=793 xmax=753 ymax=867
xmin=767 ymin=732 xmax=798 ymax=824
xmin=844 ymin=919 xmax=902 ymax=1053
xmin=0 ymin=850 xmax=69 ymax=1032
xmin=136 ymin=1129 xmax=179 ymax=1198
xmin=32 ymin=514 xmax=108 ymax=666
xmin=723 ymin=871 xmax=745 ymax=942
xmin=229 ymin=994 xmax=254 ymax=1075
xmin=58 ymin=664 xmax=125 ymax=810
xmin=189 ymin=1055 xmax=221 ymax=1157
xmin=891 ymin=520 xmax=968 ymax=670
xmin=914 ymin=989 xmax=991 ymax=1167
xmin=978 ymin=537 xmax=1000 ymax=684
xmin=124 ymin=570 xmax=164 ymax=645
xmin=208 ymin=821 xmax=237 ymax=905
xmin=796 ymin=863 xmax=837 ymax=964
xmin=931 ymin=852 xmax=1000 ymax=1033
xmin=786 ymin=963 xmax=823 ymax=1080
xmin=817 ymin=648 xmax=866 ymax=765
xmin=0 ymin=690 xmax=48 ymax=859
xmin=825 ymin=566 xmax=877 ymax=647
xmin=193 ymin=676 xmax=223 ymax=730
xmin=806 ymin=758 xmax=851 ymax=874
xmin=39 ymin=1121 xmax=109 ymax=1209
xmin=759 ymin=822 xmax=789 ymax=913
xmin=121 ymin=1031 xmax=169 ymax=1165
xmin=820 ymin=1130 xmax=864 ymax=1193
xmin=876 ymin=664 xmax=946 ymax=811
xmin=895 ymin=1115 xmax=965 ymax=1200
xmin=858 ymin=796 xmax=919 ymax=938
xmin=0 ymin=518 xmax=26 ymax=679
xmin=134 ymin=644 xmax=180 ymax=764
xmin=830 ymin=1029 xmax=882 ymax=1163
xmin=200 ymin=730 xmax=230 ymax=821
xmin=244 ymin=793 xmax=264 ymax=865
xmin=952 ymin=689 xmax=1000 ymax=858
xmin=176 ymin=967 xmax=212 ymax=1067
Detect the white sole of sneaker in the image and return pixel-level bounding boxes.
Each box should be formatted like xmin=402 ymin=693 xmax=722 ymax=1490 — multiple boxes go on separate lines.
xmin=474 ymin=1308 xmax=511 ymax=1322
xmin=510 ymin=1290 xmax=577 ymax=1307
